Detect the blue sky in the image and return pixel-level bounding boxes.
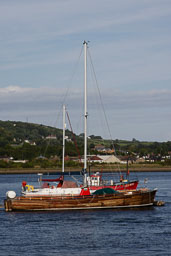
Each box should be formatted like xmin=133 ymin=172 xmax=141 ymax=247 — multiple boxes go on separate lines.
xmin=0 ymin=0 xmax=171 ymax=141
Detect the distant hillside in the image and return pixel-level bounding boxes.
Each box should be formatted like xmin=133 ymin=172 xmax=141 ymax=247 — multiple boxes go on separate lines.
xmin=0 ymin=120 xmax=107 ymax=147
xmin=0 ymin=120 xmax=171 ymax=163
xmin=0 ymin=120 xmax=63 ymax=144
xmin=0 ymin=120 xmax=84 ymax=160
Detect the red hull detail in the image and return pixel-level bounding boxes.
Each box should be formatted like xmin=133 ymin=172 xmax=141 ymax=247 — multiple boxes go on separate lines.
xmin=90 ymin=181 xmax=138 ymax=192
xmin=80 ymin=187 xmax=91 ymax=196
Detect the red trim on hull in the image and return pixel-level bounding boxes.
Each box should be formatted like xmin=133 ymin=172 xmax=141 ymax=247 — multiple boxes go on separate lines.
xmin=90 ymin=181 xmax=138 ymax=191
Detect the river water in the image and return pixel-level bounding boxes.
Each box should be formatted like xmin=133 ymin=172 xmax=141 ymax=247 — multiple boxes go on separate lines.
xmin=0 ymin=172 xmax=171 ymax=256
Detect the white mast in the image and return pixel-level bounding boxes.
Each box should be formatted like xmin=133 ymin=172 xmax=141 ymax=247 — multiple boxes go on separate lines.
xmin=62 ymin=105 xmax=66 ymax=173
xmin=83 ymin=40 xmax=88 ymax=186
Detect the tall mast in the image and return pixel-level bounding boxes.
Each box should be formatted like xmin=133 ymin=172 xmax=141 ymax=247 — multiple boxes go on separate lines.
xmin=83 ymin=40 xmax=88 ymax=185
xmin=62 ymin=105 xmax=66 ymax=173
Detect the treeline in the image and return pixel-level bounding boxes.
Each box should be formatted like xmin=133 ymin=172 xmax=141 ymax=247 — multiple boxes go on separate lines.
xmin=1 ymin=120 xmax=171 ymax=163
xmin=0 ymin=158 xmax=81 ymax=169
xmin=113 ymin=139 xmax=171 ymax=157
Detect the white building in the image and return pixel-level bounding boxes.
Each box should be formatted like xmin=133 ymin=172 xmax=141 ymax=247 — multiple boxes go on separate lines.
xmin=89 ymin=155 xmax=121 ymax=164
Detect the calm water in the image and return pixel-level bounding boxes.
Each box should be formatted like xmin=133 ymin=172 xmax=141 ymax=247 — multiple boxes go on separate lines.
xmin=0 ymin=172 xmax=171 ymax=256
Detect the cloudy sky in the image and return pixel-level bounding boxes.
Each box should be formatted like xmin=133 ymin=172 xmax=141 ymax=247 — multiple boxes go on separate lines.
xmin=0 ymin=0 xmax=171 ymax=141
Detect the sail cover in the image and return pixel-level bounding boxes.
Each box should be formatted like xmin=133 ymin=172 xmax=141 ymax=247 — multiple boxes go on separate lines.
xmin=93 ymin=188 xmax=119 ymax=195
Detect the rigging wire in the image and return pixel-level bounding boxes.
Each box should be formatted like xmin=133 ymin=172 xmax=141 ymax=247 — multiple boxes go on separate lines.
xmin=66 ymin=108 xmax=82 ymax=163
xmin=87 ymin=47 xmax=122 ymax=178
xmin=43 ymin=45 xmax=84 ymax=158
xmin=55 ymin=45 xmax=84 ymax=128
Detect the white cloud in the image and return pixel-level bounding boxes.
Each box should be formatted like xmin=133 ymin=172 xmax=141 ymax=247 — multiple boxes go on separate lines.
xmin=1 ymin=85 xmax=170 ymax=108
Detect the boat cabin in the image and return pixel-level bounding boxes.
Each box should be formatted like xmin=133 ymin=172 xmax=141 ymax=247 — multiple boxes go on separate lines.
xmin=87 ymin=172 xmax=102 ymax=186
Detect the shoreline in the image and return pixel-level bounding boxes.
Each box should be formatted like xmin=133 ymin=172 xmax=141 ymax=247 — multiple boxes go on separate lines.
xmin=0 ymin=166 xmax=171 ymax=174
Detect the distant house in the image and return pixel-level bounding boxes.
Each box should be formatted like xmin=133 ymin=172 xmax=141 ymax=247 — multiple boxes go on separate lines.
xmin=69 ymin=156 xmax=82 ymax=162
xmin=118 ymin=156 xmax=136 ymax=164
xmin=94 ymin=145 xmax=106 ymax=152
xmin=0 ymin=157 xmax=28 ymax=164
xmin=104 ymin=148 xmax=115 ymax=154
xmin=87 ymin=155 xmax=121 ymax=164
xmin=45 ymin=135 xmax=57 ymax=140
xmin=89 ymin=155 xmax=103 ymax=163
xmin=94 ymin=145 xmax=114 ymax=153
xmin=24 ymin=140 xmax=36 ymax=146
xmin=135 ymin=157 xmax=146 ymax=163
xmin=0 ymin=156 xmax=11 ymax=162
xmin=13 ymin=160 xmax=28 ymax=164
xmin=98 ymin=155 xmax=121 ymax=163
xmin=66 ymin=138 xmax=73 ymax=143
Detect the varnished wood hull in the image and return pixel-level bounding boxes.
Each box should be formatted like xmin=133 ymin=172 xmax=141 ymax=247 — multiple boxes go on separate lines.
xmin=4 ymin=189 xmax=157 ymax=211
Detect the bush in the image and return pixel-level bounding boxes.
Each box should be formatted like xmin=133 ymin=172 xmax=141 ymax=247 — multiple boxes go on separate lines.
xmin=0 ymin=160 xmax=8 ymax=168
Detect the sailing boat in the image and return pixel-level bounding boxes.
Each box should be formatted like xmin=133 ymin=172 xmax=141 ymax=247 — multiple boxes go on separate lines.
xmin=4 ymin=41 xmax=157 ymax=211
xmin=20 ymin=105 xmax=83 ymax=197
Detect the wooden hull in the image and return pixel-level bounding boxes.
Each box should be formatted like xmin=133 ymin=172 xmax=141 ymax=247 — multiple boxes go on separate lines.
xmin=4 ymin=189 xmax=157 ymax=212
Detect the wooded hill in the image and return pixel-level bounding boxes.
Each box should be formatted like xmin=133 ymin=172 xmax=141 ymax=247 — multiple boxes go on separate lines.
xmin=0 ymin=120 xmax=83 ymax=160
xmin=0 ymin=120 xmax=171 ymax=163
